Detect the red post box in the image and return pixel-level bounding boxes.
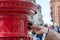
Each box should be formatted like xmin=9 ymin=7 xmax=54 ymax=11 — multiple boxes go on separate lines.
xmin=0 ymin=0 xmax=38 ymax=40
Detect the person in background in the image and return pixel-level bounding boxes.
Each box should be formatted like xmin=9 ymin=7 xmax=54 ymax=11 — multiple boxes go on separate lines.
xmin=56 ymin=25 xmax=60 ymax=33
xmin=58 ymin=26 xmax=60 ymax=33
xmin=53 ymin=23 xmax=59 ymax=33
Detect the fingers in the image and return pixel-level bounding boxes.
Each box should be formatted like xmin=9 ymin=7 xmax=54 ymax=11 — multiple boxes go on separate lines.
xmin=33 ymin=26 xmax=43 ymax=34
xmin=29 ymin=24 xmax=47 ymax=34
xmin=34 ymin=30 xmax=43 ymax=34
xmin=31 ymin=25 xmax=47 ymax=34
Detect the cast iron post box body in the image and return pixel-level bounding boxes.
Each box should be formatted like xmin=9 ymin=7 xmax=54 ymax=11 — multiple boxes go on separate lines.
xmin=0 ymin=0 xmax=38 ymax=40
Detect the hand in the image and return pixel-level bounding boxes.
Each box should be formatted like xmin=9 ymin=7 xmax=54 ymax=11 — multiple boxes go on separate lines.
xmin=31 ymin=25 xmax=48 ymax=34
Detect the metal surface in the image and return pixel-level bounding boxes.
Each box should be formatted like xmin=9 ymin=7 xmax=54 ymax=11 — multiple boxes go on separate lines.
xmin=0 ymin=0 xmax=38 ymax=40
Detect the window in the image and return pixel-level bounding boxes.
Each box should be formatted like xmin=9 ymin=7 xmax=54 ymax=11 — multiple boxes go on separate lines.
xmin=52 ymin=0 xmax=55 ymax=2
xmin=56 ymin=0 xmax=60 ymax=2
xmin=50 ymin=0 xmax=55 ymax=3
xmin=53 ymin=0 xmax=55 ymax=2
xmin=58 ymin=5 xmax=60 ymax=26
xmin=58 ymin=6 xmax=60 ymax=16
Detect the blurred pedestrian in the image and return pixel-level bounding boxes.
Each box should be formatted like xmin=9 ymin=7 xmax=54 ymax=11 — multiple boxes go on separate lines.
xmin=53 ymin=23 xmax=58 ymax=32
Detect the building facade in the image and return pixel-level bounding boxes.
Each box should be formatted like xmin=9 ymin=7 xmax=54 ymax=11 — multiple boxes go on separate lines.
xmin=37 ymin=5 xmax=43 ymax=26
xmin=27 ymin=0 xmax=36 ymax=3
xmin=50 ymin=0 xmax=60 ymax=26
xmin=33 ymin=5 xmax=43 ymax=26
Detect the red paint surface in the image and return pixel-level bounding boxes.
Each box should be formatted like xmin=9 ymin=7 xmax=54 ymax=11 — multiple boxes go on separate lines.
xmin=0 ymin=0 xmax=38 ymax=40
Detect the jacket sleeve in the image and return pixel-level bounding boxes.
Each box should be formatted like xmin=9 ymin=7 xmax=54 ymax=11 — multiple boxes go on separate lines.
xmin=45 ymin=30 xmax=60 ymax=40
